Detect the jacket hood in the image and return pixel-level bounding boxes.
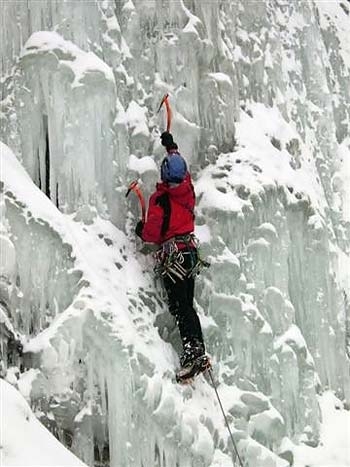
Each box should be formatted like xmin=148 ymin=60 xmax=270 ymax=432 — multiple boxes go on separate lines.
xmin=156 ymin=173 xmax=192 ymax=201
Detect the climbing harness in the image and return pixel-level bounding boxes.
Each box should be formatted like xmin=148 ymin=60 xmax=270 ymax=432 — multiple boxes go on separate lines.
xmin=153 ymin=234 xmax=210 ymax=283
xmin=208 ymin=369 xmax=245 ymax=467
xmin=153 ymin=239 xmax=187 ymax=283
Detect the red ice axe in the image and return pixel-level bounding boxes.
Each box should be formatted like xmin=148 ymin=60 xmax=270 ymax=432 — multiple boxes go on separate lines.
xmin=125 ymin=180 xmax=146 ymax=223
xmin=157 ymin=93 xmax=172 ymax=132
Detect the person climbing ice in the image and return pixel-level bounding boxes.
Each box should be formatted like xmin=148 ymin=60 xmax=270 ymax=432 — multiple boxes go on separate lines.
xmin=135 ymin=131 xmax=210 ymax=382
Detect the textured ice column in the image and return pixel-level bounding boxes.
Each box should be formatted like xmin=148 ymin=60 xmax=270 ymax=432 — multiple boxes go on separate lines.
xmin=3 ymin=185 xmax=82 ymax=336
xmin=317 ymin=2 xmax=350 ymax=144
xmin=0 ymin=176 xmax=18 ymax=378
xmin=114 ymin=0 xmax=239 ymax=163
xmin=244 ymin=215 xmax=291 ymax=299
xmin=202 ymin=237 xmax=275 ymax=391
xmin=198 ymin=177 xmax=327 ymax=450
xmin=0 ymin=193 xmax=17 ymax=309
xmin=16 ymin=32 xmax=125 ymax=224
xmin=264 ymin=287 xmax=319 ymax=444
xmin=0 ymin=0 xmax=110 ymax=75
xmin=243 ymin=213 xmax=305 ymax=425
xmin=0 ymin=190 xmax=24 ymax=375
xmin=287 ymin=207 xmax=350 ymax=399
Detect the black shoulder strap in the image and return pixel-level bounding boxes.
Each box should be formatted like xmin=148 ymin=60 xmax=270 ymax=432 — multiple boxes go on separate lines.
xmin=156 ymin=192 xmax=171 ymax=236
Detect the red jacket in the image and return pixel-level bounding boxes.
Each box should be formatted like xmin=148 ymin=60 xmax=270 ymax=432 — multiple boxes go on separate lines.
xmin=141 ymin=173 xmax=195 ymax=245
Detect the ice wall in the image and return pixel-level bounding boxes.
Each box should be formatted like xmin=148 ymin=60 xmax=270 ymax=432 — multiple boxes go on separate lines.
xmin=1 ymin=1 xmax=350 ymax=467
xmin=2 ymin=143 xmax=239 ymax=467
xmin=18 ymin=32 xmax=118 ymax=214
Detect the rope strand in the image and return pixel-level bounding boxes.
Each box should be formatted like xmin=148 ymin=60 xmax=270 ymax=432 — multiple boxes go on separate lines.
xmin=208 ymin=369 xmax=244 ymax=467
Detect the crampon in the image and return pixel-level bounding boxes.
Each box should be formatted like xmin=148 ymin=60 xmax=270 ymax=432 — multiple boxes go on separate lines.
xmin=176 ymin=355 xmax=211 ymax=384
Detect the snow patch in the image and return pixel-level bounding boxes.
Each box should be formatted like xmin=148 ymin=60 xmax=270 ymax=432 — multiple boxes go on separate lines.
xmin=0 ymin=379 xmax=87 ymax=466
xmin=22 ymin=31 xmax=115 ymax=87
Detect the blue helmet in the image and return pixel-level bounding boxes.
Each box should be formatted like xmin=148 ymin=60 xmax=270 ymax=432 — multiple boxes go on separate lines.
xmin=161 ymin=153 xmax=187 ymax=183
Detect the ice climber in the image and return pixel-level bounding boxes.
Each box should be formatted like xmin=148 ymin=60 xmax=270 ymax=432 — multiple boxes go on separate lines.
xmin=135 ymin=131 xmax=210 ymax=381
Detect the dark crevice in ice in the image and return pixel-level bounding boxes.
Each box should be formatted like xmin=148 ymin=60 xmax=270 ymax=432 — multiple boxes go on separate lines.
xmin=37 ymin=151 xmax=42 ymax=191
xmin=94 ymin=441 xmax=109 ymax=466
xmin=56 ymin=182 xmax=59 ymax=209
xmin=43 ymin=115 xmax=50 ymax=199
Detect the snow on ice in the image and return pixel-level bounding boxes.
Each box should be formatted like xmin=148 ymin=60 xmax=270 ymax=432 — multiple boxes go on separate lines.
xmin=1 ymin=378 xmax=86 ymax=466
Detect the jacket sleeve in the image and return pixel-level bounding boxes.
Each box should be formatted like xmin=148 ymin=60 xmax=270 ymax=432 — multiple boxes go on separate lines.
xmin=141 ymin=193 xmax=164 ymax=244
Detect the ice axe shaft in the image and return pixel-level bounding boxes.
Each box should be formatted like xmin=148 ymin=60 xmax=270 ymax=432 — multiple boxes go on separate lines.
xmin=157 ymin=93 xmax=172 ymax=132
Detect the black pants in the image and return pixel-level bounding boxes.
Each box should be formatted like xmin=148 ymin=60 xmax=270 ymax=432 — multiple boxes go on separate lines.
xmin=163 ymin=250 xmax=204 ymax=350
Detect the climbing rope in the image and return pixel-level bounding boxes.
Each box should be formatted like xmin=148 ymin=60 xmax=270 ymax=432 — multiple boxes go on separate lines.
xmin=207 ymin=369 xmax=245 ymax=467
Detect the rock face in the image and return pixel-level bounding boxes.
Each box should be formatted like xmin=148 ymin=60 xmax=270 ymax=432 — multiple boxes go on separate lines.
xmin=0 ymin=1 xmax=349 ymax=467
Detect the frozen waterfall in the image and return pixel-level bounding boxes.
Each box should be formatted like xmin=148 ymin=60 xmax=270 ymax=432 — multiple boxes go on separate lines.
xmin=1 ymin=1 xmax=349 ymax=467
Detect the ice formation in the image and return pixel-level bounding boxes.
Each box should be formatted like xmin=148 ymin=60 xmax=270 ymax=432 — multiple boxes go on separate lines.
xmin=1 ymin=378 xmax=87 ymax=467
xmin=0 ymin=1 xmax=349 ymax=467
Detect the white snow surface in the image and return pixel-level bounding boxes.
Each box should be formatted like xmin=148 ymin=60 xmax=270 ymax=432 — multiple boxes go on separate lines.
xmin=196 ymin=103 xmax=324 ymax=214
xmin=22 ymin=31 xmax=115 ymax=87
xmin=0 ymin=379 xmax=86 ymax=467
xmin=294 ymin=392 xmax=350 ymax=467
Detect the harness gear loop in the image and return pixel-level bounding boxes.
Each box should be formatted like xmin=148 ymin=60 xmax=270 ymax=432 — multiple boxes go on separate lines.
xmin=153 ymin=234 xmax=210 ymax=282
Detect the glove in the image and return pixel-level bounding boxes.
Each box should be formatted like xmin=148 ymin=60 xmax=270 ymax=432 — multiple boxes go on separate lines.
xmin=135 ymin=220 xmax=144 ymax=239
